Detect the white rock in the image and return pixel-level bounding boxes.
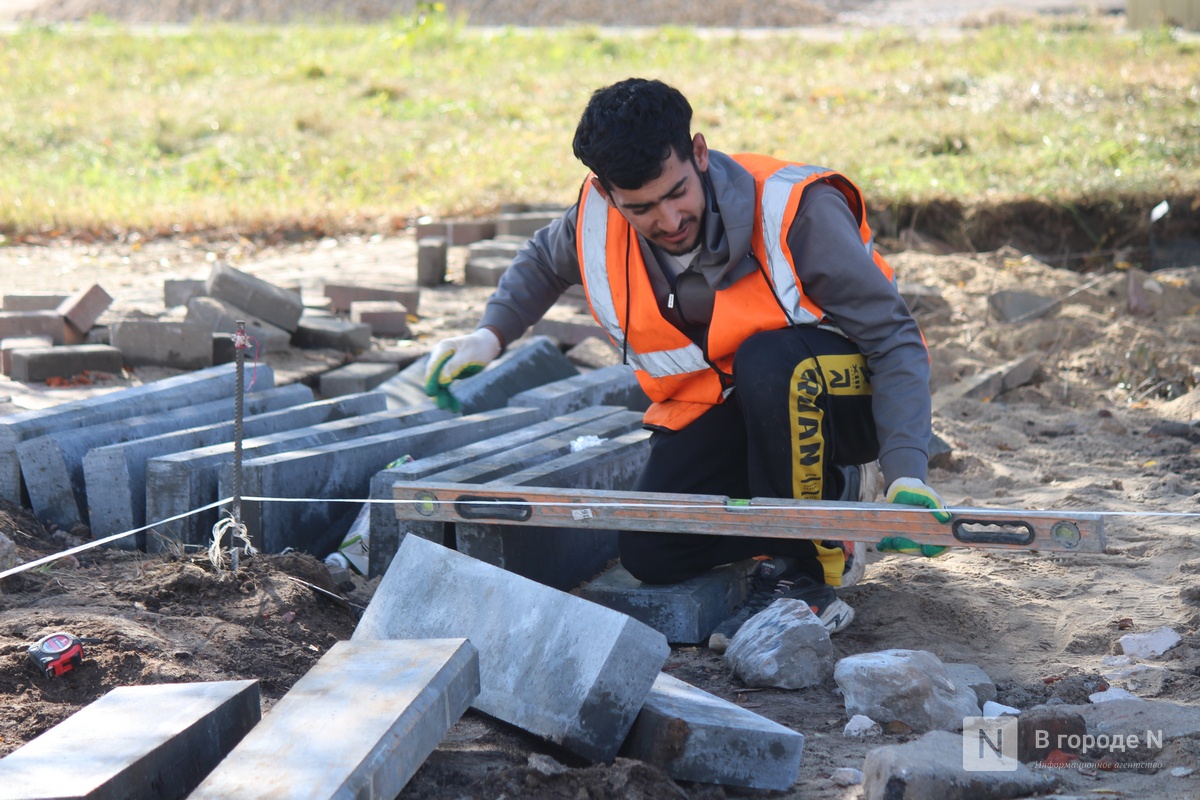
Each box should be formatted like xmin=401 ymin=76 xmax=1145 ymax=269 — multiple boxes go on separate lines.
xmin=844 ymin=714 xmax=883 ymax=738
xmin=830 ymin=767 xmax=863 ymax=786
xmin=834 ymin=649 xmax=982 ymax=733
xmin=1102 ymin=663 xmax=1168 ymax=696
xmin=1118 ymin=626 xmax=1182 ymax=659
xmin=724 ymin=598 xmax=835 ymax=689
xmin=983 ymin=700 xmax=1021 ymax=717
xmin=1171 ymin=766 xmax=1194 ymax=777
xmin=1089 ymin=687 xmax=1142 ymax=703
xmin=1102 ymin=654 xmax=1135 ymax=667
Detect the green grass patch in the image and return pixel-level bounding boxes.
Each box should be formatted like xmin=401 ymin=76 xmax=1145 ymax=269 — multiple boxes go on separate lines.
xmin=0 ymin=12 xmax=1197 ymax=237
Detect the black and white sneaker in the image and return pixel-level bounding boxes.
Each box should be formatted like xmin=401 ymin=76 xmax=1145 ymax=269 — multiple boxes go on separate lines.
xmin=708 ymin=557 xmax=855 ymax=653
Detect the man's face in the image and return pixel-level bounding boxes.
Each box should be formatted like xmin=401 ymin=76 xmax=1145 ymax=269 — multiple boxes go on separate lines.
xmin=593 ymin=133 xmax=710 ymax=256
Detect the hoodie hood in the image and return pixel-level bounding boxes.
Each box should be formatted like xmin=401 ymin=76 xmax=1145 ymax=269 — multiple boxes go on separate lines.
xmin=696 ymin=150 xmax=760 ymax=290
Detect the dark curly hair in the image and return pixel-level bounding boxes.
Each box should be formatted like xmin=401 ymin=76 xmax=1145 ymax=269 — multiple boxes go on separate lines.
xmin=572 ymin=78 xmax=694 ymax=192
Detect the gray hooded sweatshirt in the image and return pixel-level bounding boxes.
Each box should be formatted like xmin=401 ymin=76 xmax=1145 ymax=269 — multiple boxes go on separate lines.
xmin=478 ymin=150 xmax=931 ymax=487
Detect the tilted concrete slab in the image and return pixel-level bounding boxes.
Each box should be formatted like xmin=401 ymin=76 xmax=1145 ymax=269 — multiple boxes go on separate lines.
xmin=379 ymin=335 xmax=577 ymax=413
xmin=57 ymin=284 xmax=113 ymax=337
xmin=507 ymin=364 xmax=650 ymax=418
xmin=206 ymin=262 xmax=304 ymax=333
xmin=454 ymin=428 xmax=651 ymax=591
xmin=189 ymin=640 xmax=478 ymax=800
xmin=579 ymin=562 xmax=752 ymax=645
xmin=0 ymin=679 xmax=259 ymax=800
xmin=621 ymin=672 xmax=804 ymax=790
xmin=0 ymin=362 xmax=258 ymax=505
xmin=354 ymin=535 xmax=669 ymax=763
xmin=185 ymin=296 xmax=291 ymax=354
xmin=140 ymin=400 xmax=441 ymax=551
xmin=20 ymin=383 xmax=307 ymax=531
xmin=368 ymin=405 xmax=631 ymax=577
xmin=226 ymin=406 xmax=543 ymax=556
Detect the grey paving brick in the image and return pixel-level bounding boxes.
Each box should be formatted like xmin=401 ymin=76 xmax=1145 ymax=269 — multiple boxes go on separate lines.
xmin=579 ymin=562 xmax=751 ymax=645
xmin=0 ymin=363 xmax=257 ymax=505
xmin=20 ymin=384 xmax=306 ymax=531
xmin=291 ymin=314 xmax=371 ymax=352
xmin=109 ymin=320 xmax=214 ymax=369
xmin=139 ymin=399 xmax=434 ymax=551
xmin=379 ymin=335 xmax=578 ymax=414
xmin=319 ymin=361 xmax=399 ymax=397
xmin=206 ymin=262 xmax=304 ymax=332
xmin=621 ymin=672 xmax=805 ymax=790
xmin=454 ymin=428 xmax=651 ymax=590
xmin=186 ymin=296 xmax=291 ymax=353
xmin=189 ymin=640 xmax=478 ymax=800
xmin=0 ymin=679 xmax=259 ymax=800
xmin=226 ymin=406 xmax=542 ymax=556
xmin=10 ymin=345 xmax=124 ymax=383
xmin=368 ymin=405 xmax=629 ymax=577
xmin=354 ymin=535 xmax=669 ymax=763
xmin=508 ymin=364 xmax=650 ymax=417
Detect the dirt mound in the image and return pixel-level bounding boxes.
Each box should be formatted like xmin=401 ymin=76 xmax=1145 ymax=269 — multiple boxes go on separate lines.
xmin=0 ymin=501 xmax=363 ymax=757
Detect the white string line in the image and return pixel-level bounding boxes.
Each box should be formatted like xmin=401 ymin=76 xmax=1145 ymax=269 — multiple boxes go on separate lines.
xmin=4 ymin=492 xmax=1198 ymax=583
xmin=0 ymin=497 xmax=229 ymax=581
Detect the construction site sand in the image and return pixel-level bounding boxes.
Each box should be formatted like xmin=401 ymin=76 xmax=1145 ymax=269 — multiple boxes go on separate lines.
xmin=1 ymin=231 xmax=1198 ymax=798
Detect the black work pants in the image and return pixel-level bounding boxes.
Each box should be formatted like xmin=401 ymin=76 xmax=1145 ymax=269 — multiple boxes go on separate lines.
xmin=619 ymin=326 xmax=879 ymax=585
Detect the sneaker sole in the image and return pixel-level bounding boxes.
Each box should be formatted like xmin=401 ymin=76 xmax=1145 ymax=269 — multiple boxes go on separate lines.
xmin=820 ymin=598 xmax=855 ymax=634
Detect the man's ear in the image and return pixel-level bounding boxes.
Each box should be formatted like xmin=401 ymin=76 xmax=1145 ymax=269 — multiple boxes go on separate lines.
xmin=692 ymin=133 xmax=709 ymax=172
xmin=588 ymin=176 xmax=615 ymax=206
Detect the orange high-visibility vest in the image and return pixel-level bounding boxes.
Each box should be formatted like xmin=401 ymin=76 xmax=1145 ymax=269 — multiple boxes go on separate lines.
xmin=577 ymin=154 xmax=894 ymax=430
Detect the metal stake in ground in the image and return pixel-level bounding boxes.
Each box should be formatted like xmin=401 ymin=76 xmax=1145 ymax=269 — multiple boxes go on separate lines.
xmin=231 ymin=319 xmax=246 ymax=572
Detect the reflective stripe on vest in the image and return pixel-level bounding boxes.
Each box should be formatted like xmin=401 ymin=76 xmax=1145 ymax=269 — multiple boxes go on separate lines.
xmin=761 ymin=164 xmax=828 ymax=326
xmin=577 ymin=183 xmax=710 ymax=379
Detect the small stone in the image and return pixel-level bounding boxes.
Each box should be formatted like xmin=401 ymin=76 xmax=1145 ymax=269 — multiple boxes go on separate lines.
xmin=1171 ymin=766 xmax=1194 ymax=778
xmin=830 ymin=767 xmax=863 ymax=786
xmin=1089 ymin=687 xmax=1142 ymax=703
xmin=725 ymin=598 xmax=835 ymax=690
xmin=528 ymin=753 xmax=570 ymax=776
xmin=0 ymin=531 xmax=15 ymax=568
xmin=1118 ymin=626 xmax=1182 ymax=659
xmin=983 ymin=700 xmax=1021 ymax=717
xmin=844 ymin=714 xmax=883 ymax=738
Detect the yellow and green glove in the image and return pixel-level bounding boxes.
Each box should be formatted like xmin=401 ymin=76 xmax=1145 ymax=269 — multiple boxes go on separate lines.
xmin=878 ymin=477 xmax=952 ymax=558
xmin=423 ymin=328 xmax=502 ymax=412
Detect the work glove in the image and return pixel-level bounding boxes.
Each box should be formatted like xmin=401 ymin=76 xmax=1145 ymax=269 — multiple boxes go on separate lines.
xmin=877 ymin=477 xmax=952 ymax=558
xmin=423 ymin=328 xmax=502 ymax=411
